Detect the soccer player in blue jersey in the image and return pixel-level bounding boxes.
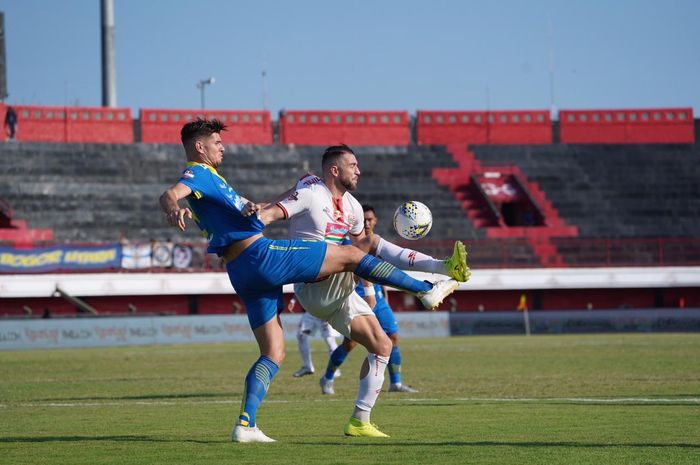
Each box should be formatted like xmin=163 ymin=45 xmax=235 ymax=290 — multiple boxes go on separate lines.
xmin=321 ymin=205 xmax=420 ymax=395
xmin=159 ymin=119 xmax=459 ymax=443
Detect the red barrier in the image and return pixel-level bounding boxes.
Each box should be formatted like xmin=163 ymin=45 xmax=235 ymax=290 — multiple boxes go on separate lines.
xmin=10 ymin=105 xmax=133 ymax=143
xmin=140 ymin=109 xmax=272 ymax=144
xmin=559 ymin=108 xmax=694 ymax=144
xmin=279 ymin=110 xmax=410 ymax=146
xmin=417 ymin=110 xmax=552 ymax=145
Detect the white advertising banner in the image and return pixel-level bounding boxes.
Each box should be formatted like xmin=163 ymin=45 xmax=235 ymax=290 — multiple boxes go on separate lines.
xmin=0 ymin=312 xmax=448 ymax=350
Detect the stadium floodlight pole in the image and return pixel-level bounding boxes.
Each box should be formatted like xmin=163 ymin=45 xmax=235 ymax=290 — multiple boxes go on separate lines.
xmin=196 ymin=77 xmax=215 ymax=109
xmin=101 ymin=0 xmax=117 ymax=107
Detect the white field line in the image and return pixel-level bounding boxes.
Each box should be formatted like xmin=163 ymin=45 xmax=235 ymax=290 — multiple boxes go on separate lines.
xmin=2 ymin=396 xmax=699 ymax=409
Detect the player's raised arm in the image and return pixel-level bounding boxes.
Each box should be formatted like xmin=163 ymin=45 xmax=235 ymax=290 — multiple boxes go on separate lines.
xmin=159 ymin=182 xmax=193 ymax=231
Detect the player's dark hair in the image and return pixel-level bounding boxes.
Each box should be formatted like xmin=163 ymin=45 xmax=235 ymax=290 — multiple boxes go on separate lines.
xmin=321 ymin=144 xmax=355 ymax=169
xmin=362 ymin=204 xmax=376 ymax=214
xmin=180 ymin=118 xmax=227 ymax=147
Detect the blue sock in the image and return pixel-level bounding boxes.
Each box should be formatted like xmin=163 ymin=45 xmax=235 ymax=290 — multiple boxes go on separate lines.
xmin=324 ymin=343 xmax=350 ymax=380
xmin=239 ymin=356 xmax=279 ymax=428
xmin=355 ymin=255 xmax=431 ymax=294
xmin=388 ymin=346 xmax=402 ymax=385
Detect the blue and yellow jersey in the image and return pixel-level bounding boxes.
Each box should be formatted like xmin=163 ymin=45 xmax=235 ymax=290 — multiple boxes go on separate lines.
xmin=177 ymin=162 xmax=264 ymax=255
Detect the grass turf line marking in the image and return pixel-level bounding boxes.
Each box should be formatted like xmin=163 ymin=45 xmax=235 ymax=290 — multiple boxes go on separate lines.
xmin=3 ymin=396 xmax=699 ymax=409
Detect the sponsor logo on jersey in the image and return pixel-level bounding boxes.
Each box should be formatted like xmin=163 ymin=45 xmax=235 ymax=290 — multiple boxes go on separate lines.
xmin=324 ymin=223 xmax=349 ymax=244
xmin=181 ymin=169 xmax=194 ymax=179
xmin=287 ymin=191 xmax=299 ymax=202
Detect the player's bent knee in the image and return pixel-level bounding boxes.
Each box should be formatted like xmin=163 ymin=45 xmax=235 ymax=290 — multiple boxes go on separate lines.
xmin=377 ymin=337 xmax=392 ymax=357
xmin=265 ymin=349 xmax=286 ymax=365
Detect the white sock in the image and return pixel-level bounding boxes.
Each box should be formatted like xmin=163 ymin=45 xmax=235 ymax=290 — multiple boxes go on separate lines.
xmin=324 ymin=336 xmax=339 ymax=355
xmin=354 ymin=353 xmax=389 ymax=416
xmin=297 ymin=332 xmax=313 ymax=370
xmin=376 ymin=237 xmax=445 ymax=275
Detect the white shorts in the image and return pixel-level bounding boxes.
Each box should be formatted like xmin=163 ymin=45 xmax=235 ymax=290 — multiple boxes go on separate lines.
xmin=298 ymin=311 xmax=342 ymax=339
xmin=294 ymin=272 xmax=373 ymax=339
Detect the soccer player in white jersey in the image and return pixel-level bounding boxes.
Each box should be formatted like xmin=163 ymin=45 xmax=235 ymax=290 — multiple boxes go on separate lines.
xmin=252 ymin=144 xmax=470 ymax=438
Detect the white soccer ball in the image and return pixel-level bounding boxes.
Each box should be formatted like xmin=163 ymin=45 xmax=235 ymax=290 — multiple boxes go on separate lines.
xmin=393 ymin=201 xmax=433 ymax=240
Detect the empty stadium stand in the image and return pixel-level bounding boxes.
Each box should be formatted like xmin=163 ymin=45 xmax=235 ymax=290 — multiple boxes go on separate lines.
xmin=279 ymin=110 xmax=410 ymax=146
xmin=559 ymin=108 xmax=694 ymax=144
xmin=0 ymin=197 xmax=54 ymax=247
xmin=3 ymin=104 xmax=133 ymax=143
xmin=140 ymin=109 xmax=272 ymax=144
xmin=0 ymin=143 xmax=478 ymax=246
xmin=470 ymin=143 xmax=700 ymax=266
xmin=417 ymin=110 xmax=552 ymax=145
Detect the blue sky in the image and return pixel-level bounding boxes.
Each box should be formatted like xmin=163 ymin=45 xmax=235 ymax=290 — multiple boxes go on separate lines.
xmin=2 ymin=0 xmax=699 ymax=116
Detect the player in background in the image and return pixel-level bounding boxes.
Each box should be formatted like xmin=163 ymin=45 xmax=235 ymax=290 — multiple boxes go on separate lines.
xmin=160 ymin=123 xmax=460 ymax=442
xmin=288 ymin=297 xmax=342 ymax=378
xmin=320 ymin=205 xmax=421 ymax=395
xmin=253 ymin=144 xmax=469 ymax=437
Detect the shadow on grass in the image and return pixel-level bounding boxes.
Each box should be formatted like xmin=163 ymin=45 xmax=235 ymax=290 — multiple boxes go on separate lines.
xmin=0 ymin=435 xmax=221 ymax=444
xmin=3 ymin=436 xmax=699 ymax=449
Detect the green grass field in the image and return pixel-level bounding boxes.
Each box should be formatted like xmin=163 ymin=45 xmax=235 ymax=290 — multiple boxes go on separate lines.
xmin=1 ymin=333 xmax=699 ymax=465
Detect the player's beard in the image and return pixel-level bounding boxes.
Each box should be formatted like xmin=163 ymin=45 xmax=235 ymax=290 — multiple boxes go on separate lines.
xmin=341 ymin=176 xmax=358 ymax=192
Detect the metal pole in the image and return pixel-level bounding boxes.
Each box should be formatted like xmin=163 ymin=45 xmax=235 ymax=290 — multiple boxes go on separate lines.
xmin=101 ymin=0 xmax=117 ymax=107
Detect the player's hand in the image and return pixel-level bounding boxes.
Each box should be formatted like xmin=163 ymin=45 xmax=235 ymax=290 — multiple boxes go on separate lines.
xmin=242 ymin=201 xmax=261 ymax=218
xmin=167 ymin=208 xmax=192 ymax=231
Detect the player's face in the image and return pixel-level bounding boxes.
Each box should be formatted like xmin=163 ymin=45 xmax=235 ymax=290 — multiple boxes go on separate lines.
xmin=336 ymin=153 xmax=360 ymax=191
xmin=363 ymin=210 xmax=378 ymax=235
xmin=199 ymin=132 xmax=225 ymax=168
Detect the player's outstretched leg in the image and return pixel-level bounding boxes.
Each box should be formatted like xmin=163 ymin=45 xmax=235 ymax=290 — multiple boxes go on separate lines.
xmin=320 ymin=246 xmax=460 ymax=310
xmin=358 ymin=235 xmax=471 ymax=283
xmin=353 ymin=253 xmax=458 ymax=310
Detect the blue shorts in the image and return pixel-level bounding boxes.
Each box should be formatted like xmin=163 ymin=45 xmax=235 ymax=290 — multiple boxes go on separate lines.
xmin=373 ymin=299 xmax=398 ymax=336
xmin=226 ymin=237 xmax=327 ymax=330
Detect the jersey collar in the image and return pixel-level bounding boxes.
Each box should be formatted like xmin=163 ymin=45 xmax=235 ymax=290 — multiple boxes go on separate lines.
xmin=186 ymin=161 xmax=227 ymax=183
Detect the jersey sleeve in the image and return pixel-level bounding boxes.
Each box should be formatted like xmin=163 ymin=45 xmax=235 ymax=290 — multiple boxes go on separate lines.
xmin=277 ymin=183 xmax=313 ymax=219
xmin=177 ymin=165 xmax=215 ymax=200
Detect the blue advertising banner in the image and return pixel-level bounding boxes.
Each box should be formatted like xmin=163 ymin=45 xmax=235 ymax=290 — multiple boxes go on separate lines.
xmin=0 ymin=244 xmax=122 ymax=273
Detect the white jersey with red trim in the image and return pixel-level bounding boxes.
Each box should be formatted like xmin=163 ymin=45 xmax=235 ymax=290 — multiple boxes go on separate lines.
xmin=277 ymin=173 xmax=363 ymax=244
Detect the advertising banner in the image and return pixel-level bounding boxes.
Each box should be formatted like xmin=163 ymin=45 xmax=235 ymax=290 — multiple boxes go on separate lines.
xmin=0 ymin=312 xmax=449 ymax=350
xmin=0 ymin=244 xmax=121 ymax=273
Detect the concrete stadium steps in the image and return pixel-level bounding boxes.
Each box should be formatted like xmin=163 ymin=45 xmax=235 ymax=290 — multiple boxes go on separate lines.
xmin=470 ymin=144 xmax=700 ymax=239
xmin=0 ymin=143 xmax=474 ymax=244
